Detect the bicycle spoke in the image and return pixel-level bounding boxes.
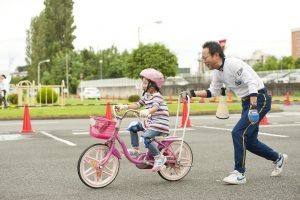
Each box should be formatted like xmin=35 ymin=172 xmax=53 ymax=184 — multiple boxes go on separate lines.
xmin=84 ymin=156 xmax=96 ymax=164
xmin=85 ymin=168 xmax=96 ymax=177
xmin=102 ymin=165 xmax=114 ymax=176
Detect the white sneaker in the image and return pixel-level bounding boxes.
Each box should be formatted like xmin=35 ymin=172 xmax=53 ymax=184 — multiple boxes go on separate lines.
xmin=127 ymin=149 xmax=140 ymax=157
xmin=271 ymin=154 xmax=288 ymax=177
xmin=152 ymin=155 xmax=167 ymax=172
xmin=222 ymin=170 xmax=247 ymax=185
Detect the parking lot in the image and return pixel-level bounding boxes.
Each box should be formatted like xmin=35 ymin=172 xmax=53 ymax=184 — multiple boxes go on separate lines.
xmin=0 ymin=105 xmax=299 ymax=200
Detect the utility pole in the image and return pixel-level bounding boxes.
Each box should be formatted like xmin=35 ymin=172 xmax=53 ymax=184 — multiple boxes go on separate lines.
xmin=66 ymin=54 xmax=69 ymax=97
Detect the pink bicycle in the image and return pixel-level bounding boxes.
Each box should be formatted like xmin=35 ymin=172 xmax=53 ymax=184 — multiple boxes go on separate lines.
xmin=77 ymin=95 xmax=193 ymax=188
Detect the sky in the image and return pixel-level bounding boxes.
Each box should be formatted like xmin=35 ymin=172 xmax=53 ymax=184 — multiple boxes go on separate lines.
xmin=0 ymin=0 xmax=300 ymax=74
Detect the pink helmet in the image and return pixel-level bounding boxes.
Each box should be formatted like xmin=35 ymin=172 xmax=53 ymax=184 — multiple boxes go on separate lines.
xmin=140 ymin=68 xmax=165 ymax=88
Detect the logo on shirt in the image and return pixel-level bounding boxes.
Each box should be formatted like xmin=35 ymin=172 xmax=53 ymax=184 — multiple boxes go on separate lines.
xmin=235 ymin=79 xmax=242 ymax=86
xmin=237 ymin=68 xmax=243 ymax=76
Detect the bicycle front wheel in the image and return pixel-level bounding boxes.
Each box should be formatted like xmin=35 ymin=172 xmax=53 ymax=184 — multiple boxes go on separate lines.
xmin=77 ymin=143 xmax=120 ymax=188
xmin=158 ymin=141 xmax=193 ymax=181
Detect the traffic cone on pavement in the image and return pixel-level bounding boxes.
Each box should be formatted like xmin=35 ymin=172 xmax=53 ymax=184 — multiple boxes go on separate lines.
xmin=21 ymin=104 xmax=33 ymax=133
xmin=180 ymin=100 xmax=191 ymax=128
xmin=285 ymin=92 xmax=291 ymax=105
xmin=260 ymin=115 xmax=271 ymax=125
xmin=105 ymin=102 xmax=112 ymax=120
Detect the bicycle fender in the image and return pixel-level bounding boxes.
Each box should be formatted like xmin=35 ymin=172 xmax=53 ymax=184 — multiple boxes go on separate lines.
xmin=112 ymin=146 xmax=122 ymax=159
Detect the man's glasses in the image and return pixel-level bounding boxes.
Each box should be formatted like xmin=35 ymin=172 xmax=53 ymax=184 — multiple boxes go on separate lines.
xmin=201 ymin=55 xmax=211 ymax=61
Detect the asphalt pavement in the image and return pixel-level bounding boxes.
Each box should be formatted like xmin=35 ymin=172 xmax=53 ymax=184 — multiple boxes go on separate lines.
xmin=0 ymin=104 xmax=299 ymax=200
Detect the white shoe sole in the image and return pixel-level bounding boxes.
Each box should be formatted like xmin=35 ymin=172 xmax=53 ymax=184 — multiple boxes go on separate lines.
xmin=222 ymin=178 xmax=247 ymax=185
xmin=271 ymin=154 xmax=288 ymax=177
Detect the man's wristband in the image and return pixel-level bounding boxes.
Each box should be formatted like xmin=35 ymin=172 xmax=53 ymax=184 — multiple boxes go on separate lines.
xmin=190 ymin=90 xmax=196 ymax=97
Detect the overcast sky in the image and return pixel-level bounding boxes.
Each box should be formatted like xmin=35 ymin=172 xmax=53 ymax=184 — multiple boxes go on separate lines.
xmin=0 ymin=0 xmax=300 ymax=74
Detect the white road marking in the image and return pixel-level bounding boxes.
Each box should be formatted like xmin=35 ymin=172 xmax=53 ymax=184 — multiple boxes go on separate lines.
xmin=193 ymin=125 xmax=289 ymax=138
xmin=40 ymin=131 xmax=77 ymax=146
xmin=260 ymin=124 xmax=300 ymax=128
xmin=0 ymin=122 xmax=58 ymax=126
xmin=0 ymin=134 xmax=31 ymax=141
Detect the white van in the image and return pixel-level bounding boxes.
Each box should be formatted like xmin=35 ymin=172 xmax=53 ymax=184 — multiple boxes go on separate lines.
xmin=80 ymin=87 xmax=100 ymax=99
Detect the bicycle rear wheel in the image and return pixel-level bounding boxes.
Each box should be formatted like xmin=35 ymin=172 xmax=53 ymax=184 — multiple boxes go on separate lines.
xmin=158 ymin=141 xmax=193 ymax=181
xmin=77 ymin=143 xmax=120 ymax=188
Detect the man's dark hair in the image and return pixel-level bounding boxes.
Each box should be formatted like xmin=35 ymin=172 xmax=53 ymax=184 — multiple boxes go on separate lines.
xmin=202 ymin=41 xmax=225 ymax=59
xmin=1 ymin=74 xmax=6 ymax=79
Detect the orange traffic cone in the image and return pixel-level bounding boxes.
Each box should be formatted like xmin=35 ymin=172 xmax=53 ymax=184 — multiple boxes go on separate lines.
xmin=180 ymin=100 xmax=191 ymax=128
xmin=21 ymin=104 xmax=33 ymax=133
xmin=227 ymin=94 xmax=232 ymax=103
xmin=105 ymin=102 xmax=112 ymax=120
xmin=260 ymin=115 xmax=271 ymax=125
xmin=285 ymin=92 xmax=291 ymax=105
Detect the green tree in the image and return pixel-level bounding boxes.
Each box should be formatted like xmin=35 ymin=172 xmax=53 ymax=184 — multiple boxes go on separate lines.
xmin=26 ymin=14 xmax=48 ymax=81
xmin=264 ymin=56 xmax=278 ymax=70
xmin=126 ymin=43 xmax=178 ymax=79
xmin=295 ymin=58 xmax=300 ymax=69
xmin=253 ymin=62 xmax=264 ymax=71
xmin=279 ymin=56 xmax=296 ymax=70
xmin=26 ymin=0 xmax=76 ymax=84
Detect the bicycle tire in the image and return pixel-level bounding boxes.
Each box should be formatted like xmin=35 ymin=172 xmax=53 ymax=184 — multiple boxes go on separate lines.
xmin=158 ymin=141 xmax=193 ymax=181
xmin=77 ymin=143 xmax=120 ymax=188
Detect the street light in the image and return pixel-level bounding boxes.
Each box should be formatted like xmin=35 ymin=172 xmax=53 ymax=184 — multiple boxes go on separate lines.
xmin=38 ymin=59 xmax=50 ymax=85
xmin=138 ymin=20 xmax=162 ymax=44
xmin=99 ymin=59 xmax=103 ymax=79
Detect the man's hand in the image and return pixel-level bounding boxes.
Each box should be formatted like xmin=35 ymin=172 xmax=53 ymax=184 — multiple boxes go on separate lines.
xmin=180 ymin=91 xmax=192 ymax=100
xmin=139 ymin=109 xmax=150 ymax=118
xmin=115 ymin=105 xmax=128 ymax=112
xmin=248 ymin=109 xmax=259 ymax=124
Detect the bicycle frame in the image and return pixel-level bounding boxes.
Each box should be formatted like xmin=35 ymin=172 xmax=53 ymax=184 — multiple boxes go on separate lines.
xmin=100 ymin=95 xmax=190 ymax=167
xmin=78 ymin=95 xmax=193 ymax=188
xmin=97 ymin=107 xmax=185 ymax=168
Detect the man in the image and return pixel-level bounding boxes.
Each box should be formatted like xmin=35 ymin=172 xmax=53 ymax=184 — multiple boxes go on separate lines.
xmin=182 ymin=41 xmax=287 ymax=185
xmin=0 ymin=74 xmax=9 ymax=108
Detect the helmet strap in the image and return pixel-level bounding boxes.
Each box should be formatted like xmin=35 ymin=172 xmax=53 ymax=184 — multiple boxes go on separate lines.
xmin=142 ymin=81 xmax=160 ymax=96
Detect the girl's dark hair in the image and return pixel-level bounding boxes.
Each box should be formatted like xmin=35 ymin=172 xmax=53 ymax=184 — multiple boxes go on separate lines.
xmin=1 ymin=74 xmax=6 ymax=79
xmin=202 ymin=41 xmax=225 ymax=59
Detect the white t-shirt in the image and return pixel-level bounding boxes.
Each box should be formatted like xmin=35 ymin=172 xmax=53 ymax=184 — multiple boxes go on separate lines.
xmin=208 ymin=57 xmax=264 ymax=98
xmin=1 ymin=76 xmax=11 ymax=92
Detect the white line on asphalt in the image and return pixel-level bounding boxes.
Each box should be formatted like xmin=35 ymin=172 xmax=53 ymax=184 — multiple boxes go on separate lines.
xmin=260 ymin=124 xmax=300 ymax=127
xmin=0 ymin=122 xmax=58 ymax=126
xmin=193 ymin=125 xmax=289 ymax=138
xmin=40 ymin=131 xmax=77 ymax=146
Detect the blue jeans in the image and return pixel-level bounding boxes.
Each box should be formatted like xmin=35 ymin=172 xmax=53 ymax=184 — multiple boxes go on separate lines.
xmin=232 ymin=88 xmax=279 ymax=173
xmin=127 ymin=121 xmax=161 ymax=156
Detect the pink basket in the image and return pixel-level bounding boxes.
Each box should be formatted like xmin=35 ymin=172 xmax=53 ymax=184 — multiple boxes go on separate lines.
xmin=89 ymin=116 xmax=116 ymax=140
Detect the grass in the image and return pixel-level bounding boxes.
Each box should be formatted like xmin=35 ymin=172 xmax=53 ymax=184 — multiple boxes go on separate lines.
xmin=0 ymin=102 xmax=281 ymax=120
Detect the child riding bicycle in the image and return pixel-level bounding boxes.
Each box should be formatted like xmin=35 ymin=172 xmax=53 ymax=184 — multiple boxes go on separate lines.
xmin=116 ymin=68 xmax=169 ymax=172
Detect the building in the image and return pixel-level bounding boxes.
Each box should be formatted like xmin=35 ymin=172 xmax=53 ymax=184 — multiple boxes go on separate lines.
xmin=292 ymin=27 xmax=300 ymax=59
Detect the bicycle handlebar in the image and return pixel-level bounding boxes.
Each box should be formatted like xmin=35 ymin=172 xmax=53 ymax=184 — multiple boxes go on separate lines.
xmin=112 ymin=105 xmax=140 ymax=120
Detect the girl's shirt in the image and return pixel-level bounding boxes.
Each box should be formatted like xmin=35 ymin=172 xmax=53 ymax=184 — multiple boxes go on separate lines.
xmin=136 ymin=92 xmax=169 ymax=134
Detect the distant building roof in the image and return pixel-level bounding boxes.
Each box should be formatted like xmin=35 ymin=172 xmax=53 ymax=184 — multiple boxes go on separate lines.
xmin=80 ymin=77 xmax=139 ymax=88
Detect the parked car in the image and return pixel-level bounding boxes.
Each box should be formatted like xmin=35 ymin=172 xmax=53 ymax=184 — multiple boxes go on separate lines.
xmin=80 ymin=87 xmax=100 ymax=99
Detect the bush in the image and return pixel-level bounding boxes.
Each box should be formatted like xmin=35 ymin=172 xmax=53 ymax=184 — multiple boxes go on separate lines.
xmin=128 ymin=94 xmax=140 ymax=102
xmin=36 ymin=88 xmax=58 ymax=104
xmin=7 ymin=94 xmax=18 ymax=105
xmin=293 ymin=91 xmax=300 ymax=97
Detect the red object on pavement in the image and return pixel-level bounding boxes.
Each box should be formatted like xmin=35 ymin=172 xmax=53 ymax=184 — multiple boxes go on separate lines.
xmin=21 ymin=104 xmax=33 ymax=133
xmin=105 ymin=102 xmax=112 ymax=120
